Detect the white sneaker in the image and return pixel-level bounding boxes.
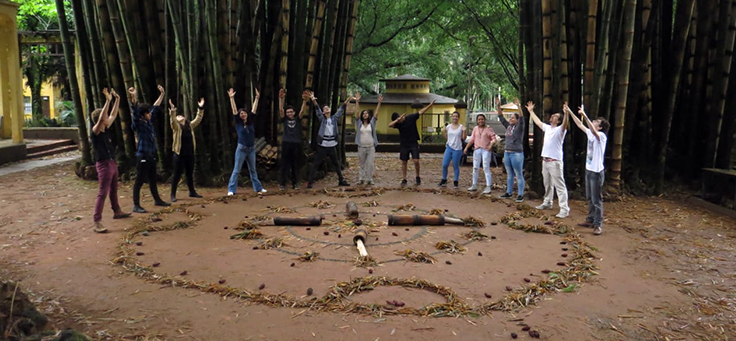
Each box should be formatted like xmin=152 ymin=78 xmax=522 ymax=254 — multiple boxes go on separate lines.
xmin=467 ymin=185 xmax=477 ymax=192
xmin=227 ymin=192 xmax=234 ymax=196
xmin=555 ymin=212 xmax=569 ymax=218
xmin=535 ymin=203 xmax=552 ymax=210
xmin=482 ymin=187 xmax=491 ymax=194
xmin=259 ymin=189 xmax=267 ymax=194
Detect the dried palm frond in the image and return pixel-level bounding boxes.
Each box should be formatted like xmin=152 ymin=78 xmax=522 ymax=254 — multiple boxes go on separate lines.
xmin=354 ymin=256 xmax=378 ymax=267
xmin=361 ymin=200 xmax=380 ymax=207
xmin=235 ymin=220 xmax=258 ymax=230
xmin=298 ymin=251 xmax=319 ymax=262
xmin=229 ymin=229 xmax=264 ymax=240
xmin=395 ymin=203 xmax=416 ymax=212
xmin=435 ymin=240 xmax=466 ymax=254
xmin=252 ymin=215 xmax=269 ymax=221
xmin=264 ymin=206 xmax=295 ymax=213
xmin=463 ymin=216 xmax=485 ymax=227
xmin=394 ymin=249 xmax=436 ymax=263
xmin=428 ymin=208 xmax=444 ymax=216
xmin=258 ymin=238 xmax=285 ymax=250
xmin=461 ymin=230 xmax=488 ymax=241
xmin=309 ymin=200 xmax=335 ymax=209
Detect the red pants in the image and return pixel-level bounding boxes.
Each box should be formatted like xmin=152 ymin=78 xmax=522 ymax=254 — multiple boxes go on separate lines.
xmin=94 ymin=159 xmax=121 ymax=222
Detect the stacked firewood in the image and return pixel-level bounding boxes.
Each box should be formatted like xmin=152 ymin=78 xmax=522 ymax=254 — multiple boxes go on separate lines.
xmin=255 ymin=137 xmax=278 ymax=169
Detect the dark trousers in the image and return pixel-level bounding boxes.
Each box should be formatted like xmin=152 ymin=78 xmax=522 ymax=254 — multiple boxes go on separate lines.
xmin=171 ymin=153 xmax=196 ymax=197
xmin=308 ymin=145 xmax=344 ymax=183
xmin=280 ymin=142 xmax=301 ymax=186
xmin=133 ymin=154 xmax=163 ymax=206
xmin=94 ymin=159 xmax=121 ymax=222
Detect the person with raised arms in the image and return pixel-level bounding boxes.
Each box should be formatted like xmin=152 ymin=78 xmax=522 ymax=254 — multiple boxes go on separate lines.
xmin=168 ymin=97 xmax=205 ymax=202
xmin=227 ymin=88 xmax=266 ymax=195
xmin=354 ymin=92 xmax=382 ymax=185
xmin=525 ymin=101 xmax=570 ymax=218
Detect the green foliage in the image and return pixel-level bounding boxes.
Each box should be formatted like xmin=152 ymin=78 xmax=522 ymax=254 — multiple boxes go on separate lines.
xmin=350 ymin=0 xmax=520 ymax=110
xmin=12 ymin=0 xmax=67 ymax=31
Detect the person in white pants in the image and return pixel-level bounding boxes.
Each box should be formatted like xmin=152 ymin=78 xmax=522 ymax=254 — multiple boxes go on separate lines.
xmin=526 ymin=101 xmax=570 ymax=218
xmin=463 ymin=114 xmax=497 ymax=194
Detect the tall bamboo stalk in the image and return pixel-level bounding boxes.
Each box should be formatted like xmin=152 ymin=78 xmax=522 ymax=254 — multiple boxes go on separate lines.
xmin=609 ymin=0 xmax=638 ymax=187
xmin=541 ymin=0 xmax=553 ymax=115
xmin=584 ymin=0 xmax=599 ymax=116
xmin=55 ymin=0 xmax=93 ymax=166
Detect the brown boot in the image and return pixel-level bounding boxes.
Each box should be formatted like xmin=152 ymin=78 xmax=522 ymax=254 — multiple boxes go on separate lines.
xmin=113 ymin=211 xmax=132 ymax=219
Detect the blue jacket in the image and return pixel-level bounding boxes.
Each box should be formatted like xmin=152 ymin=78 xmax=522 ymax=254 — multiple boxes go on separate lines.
xmin=354 ymin=116 xmax=378 ymax=147
xmin=315 ymin=104 xmax=345 ymax=146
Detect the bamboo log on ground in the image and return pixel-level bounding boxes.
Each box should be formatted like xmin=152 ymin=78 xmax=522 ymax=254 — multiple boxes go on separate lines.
xmin=387 ymin=215 xmax=464 ymax=226
xmin=353 ymin=229 xmax=368 ymax=257
xmin=346 ymin=201 xmax=359 ymax=218
xmin=273 ymin=216 xmax=323 ymax=226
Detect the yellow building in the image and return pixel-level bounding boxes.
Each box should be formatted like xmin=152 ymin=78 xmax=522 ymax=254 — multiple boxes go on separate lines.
xmin=22 ymin=78 xmax=63 ymax=120
xmin=0 ymin=0 xmax=24 ymax=144
xmin=356 ymin=74 xmax=467 ymax=142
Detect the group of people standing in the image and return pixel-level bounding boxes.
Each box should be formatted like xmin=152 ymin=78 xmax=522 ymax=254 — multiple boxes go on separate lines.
xmin=89 ymin=85 xmax=608 ymax=236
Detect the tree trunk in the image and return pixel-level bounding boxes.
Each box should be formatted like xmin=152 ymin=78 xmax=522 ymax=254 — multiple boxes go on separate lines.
xmin=609 ymin=0 xmax=638 ymax=187
xmin=70 ymin=0 xmax=97 ymax=133
xmin=541 ymin=0 xmax=553 ymax=116
xmin=584 ymin=0 xmax=598 ymax=116
xmin=705 ymin=0 xmax=736 ymax=167
xmin=55 ymin=0 xmax=93 ymax=166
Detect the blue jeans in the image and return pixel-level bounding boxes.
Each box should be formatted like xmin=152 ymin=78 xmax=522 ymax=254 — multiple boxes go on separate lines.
xmin=585 ymin=170 xmax=604 ymax=227
xmin=442 ymin=147 xmax=463 ymax=181
xmin=228 ymin=144 xmax=263 ymax=193
xmin=504 ymin=151 xmax=525 ymax=196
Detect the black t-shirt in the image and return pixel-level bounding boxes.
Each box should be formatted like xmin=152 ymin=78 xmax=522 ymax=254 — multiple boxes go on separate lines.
xmin=180 ymin=127 xmax=194 ymax=156
xmin=91 ymin=129 xmax=115 ymax=162
xmin=393 ymin=113 xmax=420 ymax=146
xmin=282 ymin=117 xmax=302 ymax=144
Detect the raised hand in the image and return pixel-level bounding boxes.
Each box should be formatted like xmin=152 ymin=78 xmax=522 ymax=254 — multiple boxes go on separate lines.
xmin=227 ymin=88 xmax=236 ymax=98
xmin=279 ymin=88 xmax=286 ymax=99
xmin=378 ymin=94 xmax=383 ymax=103
xmin=111 ymin=89 xmax=119 ymax=99
xmin=103 ymin=88 xmax=111 ymax=100
xmin=525 ymin=101 xmax=535 ymax=112
xmin=430 ymin=99 xmax=437 ymax=105
xmin=514 ymin=98 xmax=520 ymax=108
xmin=354 ymin=92 xmax=361 ymax=102
xmin=495 ymin=97 xmax=500 ymax=107
xmin=309 ymin=91 xmax=316 ymax=101
xmin=302 ymin=90 xmax=311 ymax=100
xmin=254 ymin=88 xmax=260 ymax=98
xmin=578 ymin=105 xmax=586 ymax=116
xmin=168 ymin=99 xmax=176 ymax=110
xmin=128 ymin=87 xmax=136 ymax=96
xmin=198 ymin=98 xmax=205 ymax=107
xmin=157 ymin=85 xmax=165 ymax=94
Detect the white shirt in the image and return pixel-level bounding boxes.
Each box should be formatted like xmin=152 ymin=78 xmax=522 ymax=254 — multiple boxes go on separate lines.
xmin=446 ymin=124 xmax=463 ymax=150
xmin=585 ymin=129 xmax=607 ymax=172
xmin=359 ymin=124 xmax=374 ymax=147
xmin=321 ymin=119 xmax=338 ymax=147
xmin=541 ymin=123 xmax=566 ymax=160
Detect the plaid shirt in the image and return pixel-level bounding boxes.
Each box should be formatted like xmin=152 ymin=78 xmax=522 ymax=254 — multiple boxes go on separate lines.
xmin=131 ymin=102 xmax=160 ymax=156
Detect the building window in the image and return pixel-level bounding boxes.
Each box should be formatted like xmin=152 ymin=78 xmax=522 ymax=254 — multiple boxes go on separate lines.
xmin=24 ymin=97 xmax=31 ymax=114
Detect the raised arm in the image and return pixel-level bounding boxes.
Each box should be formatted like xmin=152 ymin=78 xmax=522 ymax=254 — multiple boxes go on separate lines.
xmin=388 ymin=113 xmax=405 ymax=128
xmin=298 ymin=91 xmax=310 ymax=119
xmin=497 ymin=97 xmax=509 ymax=128
xmin=565 ymin=102 xmax=586 ymax=132
xmin=227 ymin=88 xmax=238 ymax=116
xmin=93 ymin=88 xmax=112 ymax=135
xmin=168 ymin=99 xmax=180 ymax=131
xmin=561 ymin=106 xmax=570 ymax=131
xmin=106 ymin=89 xmax=121 ymax=126
xmin=418 ymin=99 xmax=436 ymax=115
xmin=251 ymin=88 xmax=260 ymax=115
xmin=353 ymin=92 xmax=361 ymax=121
xmin=579 ymin=105 xmax=599 ymax=140
xmin=153 ymin=85 xmax=165 ymax=107
xmin=525 ymin=101 xmax=544 ymax=130
xmin=278 ymin=88 xmax=285 ymax=119
xmin=334 ymin=94 xmax=355 ymax=119
xmin=309 ymin=92 xmax=324 ymax=121
xmin=191 ymin=98 xmax=205 ymax=128
xmin=374 ymin=94 xmax=383 ymax=121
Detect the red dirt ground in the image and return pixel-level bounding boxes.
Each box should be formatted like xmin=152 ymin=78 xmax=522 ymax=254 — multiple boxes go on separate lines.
xmin=0 ymin=154 xmax=734 ymax=340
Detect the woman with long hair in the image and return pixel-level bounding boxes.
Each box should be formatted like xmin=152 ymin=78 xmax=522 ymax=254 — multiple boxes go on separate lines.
xmin=90 ymin=88 xmax=130 ymax=233
xmin=227 ymin=88 xmax=266 ymax=195
xmin=168 ymin=97 xmax=205 ymax=202
xmin=463 ymin=114 xmax=497 ymax=194
xmin=438 ymin=111 xmax=466 ymax=189
xmin=354 ymin=93 xmax=382 ymax=185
